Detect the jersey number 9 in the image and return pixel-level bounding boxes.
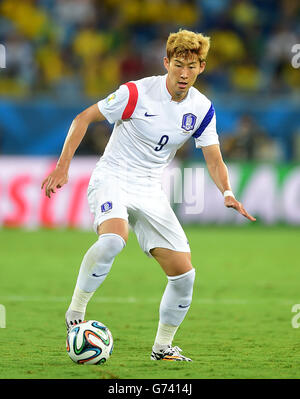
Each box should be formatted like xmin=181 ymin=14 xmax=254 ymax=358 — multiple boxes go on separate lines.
xmin=154 ymin=135 xmax=169 ymax=151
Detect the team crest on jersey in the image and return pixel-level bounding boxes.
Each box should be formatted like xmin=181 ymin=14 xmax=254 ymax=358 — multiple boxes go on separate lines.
xmin=181 ymin=113 xmax=197 ymax=132
xmin=101 ymin=201 xmax=113 ymax=213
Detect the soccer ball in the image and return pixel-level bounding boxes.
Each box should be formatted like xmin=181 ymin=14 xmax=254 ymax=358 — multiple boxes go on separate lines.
xmin=66 ymin=320 xmax=113 ymax=364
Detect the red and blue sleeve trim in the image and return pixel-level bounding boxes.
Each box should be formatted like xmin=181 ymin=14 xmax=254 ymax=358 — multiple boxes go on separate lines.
xmin=192 ymin=103 xmax=215 ymax=138
xmin=122 ymin=82 xmax=138 ymax=120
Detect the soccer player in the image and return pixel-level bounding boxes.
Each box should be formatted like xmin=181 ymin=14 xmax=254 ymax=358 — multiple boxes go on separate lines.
xmin=42 ymin=29 xmax=255 ymax=362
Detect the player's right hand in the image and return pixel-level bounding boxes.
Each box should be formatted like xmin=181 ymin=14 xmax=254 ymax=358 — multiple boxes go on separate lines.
xmin=224 ymin=196 xmax=256 ymax=222
xmin=41 ymin=167 xmax=69 ymax=198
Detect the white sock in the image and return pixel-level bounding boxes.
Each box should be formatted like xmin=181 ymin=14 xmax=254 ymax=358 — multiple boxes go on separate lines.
xmin=153 ymin=268 xmax=195 ymax=350
xmin=153 ymin=322 xmax=178 ymax=351
xmin=69 ymin=285 xmax=94 ymax=313
xmin=159 ymin=268 xmax=195 ymax=326
xmin=76 ymin=233 xmax=125 ymax=293
xmin=69 ymin=233 xmax=125 ymax=312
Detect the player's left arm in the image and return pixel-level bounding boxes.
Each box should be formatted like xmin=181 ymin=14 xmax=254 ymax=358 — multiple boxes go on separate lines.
xmin=202 ymin=144 xmax=256 ymax=221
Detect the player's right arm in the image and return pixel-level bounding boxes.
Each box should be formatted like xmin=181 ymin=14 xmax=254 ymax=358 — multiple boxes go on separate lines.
xmin=41 ymin=104 xmax=105 ymax=198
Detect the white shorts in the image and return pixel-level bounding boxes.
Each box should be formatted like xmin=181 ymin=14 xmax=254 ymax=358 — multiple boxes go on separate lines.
xmin=87 ymin=169 xmax=190 ymax=257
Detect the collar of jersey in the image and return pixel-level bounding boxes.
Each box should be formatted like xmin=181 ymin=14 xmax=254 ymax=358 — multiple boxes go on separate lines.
xmin=161 ymin=74 xmax=190 ymax=104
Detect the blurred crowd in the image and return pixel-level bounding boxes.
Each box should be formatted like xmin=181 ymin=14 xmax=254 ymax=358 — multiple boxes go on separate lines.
xmin=0 ymin=0 xmax=299 ymax=161
xmin=0 ymin=0 xmax=299 ymax=98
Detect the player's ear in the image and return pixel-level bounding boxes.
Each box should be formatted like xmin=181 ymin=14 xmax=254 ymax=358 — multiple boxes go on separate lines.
xmin=198 ymin=60 xmax=206 ymax=74
xmin=163 ymin=57 xmax=170 ymax=72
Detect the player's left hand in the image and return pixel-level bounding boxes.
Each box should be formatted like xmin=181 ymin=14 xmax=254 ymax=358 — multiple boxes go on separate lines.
xmin=41 ymin=166 xmax=69 ymax=198
xmin=224 ymin=196 xmax=256 ymax=222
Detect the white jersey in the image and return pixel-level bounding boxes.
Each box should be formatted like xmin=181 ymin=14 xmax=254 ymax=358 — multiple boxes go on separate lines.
xmin=96 ymin=74 xmax=219 ymax=181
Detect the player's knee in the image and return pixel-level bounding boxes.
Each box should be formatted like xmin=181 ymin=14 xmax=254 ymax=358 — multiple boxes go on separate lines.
xmin=97 ymin=233 xmax=126 ymax=263
xmin=159 ymin=268 xmax=195 ymax=326
xmin=168 ymin=268 xmax=195 ymax=301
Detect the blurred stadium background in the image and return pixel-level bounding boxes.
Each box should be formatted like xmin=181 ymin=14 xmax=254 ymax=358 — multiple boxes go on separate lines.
xmin=1 ymin=0 xmax=300 ymax=380
xmin=0 ymin=0 xmax=300 ymax=228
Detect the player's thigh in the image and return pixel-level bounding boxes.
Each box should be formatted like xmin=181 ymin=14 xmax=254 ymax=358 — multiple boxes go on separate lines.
xmin=132 ymin=191 xmax=191 ymax=268
xmin=88 ymin=174 xmax=129 ymax=241
xmin=150 ymin=247 xmax=193 ymax=276
xmin=97 ymin=218 xmax=129 ymax=243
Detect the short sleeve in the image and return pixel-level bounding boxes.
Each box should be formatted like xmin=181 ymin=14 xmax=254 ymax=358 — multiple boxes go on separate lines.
xmin=193 ymin=103 xmax=219 ymax=148
xmin=97 ymin=84 xmax=130 ymax=124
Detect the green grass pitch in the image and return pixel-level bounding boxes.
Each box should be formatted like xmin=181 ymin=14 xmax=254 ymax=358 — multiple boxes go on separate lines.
xmin=0 ymin=225 xmax=299 ymax=379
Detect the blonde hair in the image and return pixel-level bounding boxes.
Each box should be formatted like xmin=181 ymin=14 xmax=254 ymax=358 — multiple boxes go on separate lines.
xmin=166 ymin=29 xmax=210 ymax=62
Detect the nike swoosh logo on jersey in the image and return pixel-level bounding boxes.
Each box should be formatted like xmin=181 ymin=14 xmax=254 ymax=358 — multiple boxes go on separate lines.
xmin=145 ymin=112 xmax=158 ymax=117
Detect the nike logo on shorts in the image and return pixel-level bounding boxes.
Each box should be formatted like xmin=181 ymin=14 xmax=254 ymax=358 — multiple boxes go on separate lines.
xmin=178 ymin=303 xmax=191 ymax=308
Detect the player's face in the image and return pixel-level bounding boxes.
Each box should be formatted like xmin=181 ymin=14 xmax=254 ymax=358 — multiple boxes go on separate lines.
xmin=164 ymin=53 xmax=205 ymax=101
